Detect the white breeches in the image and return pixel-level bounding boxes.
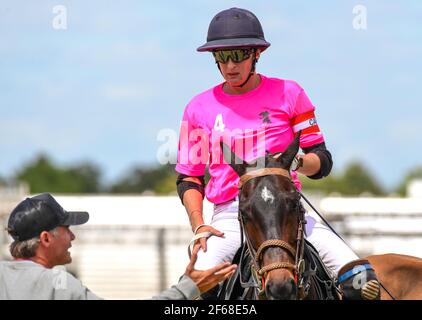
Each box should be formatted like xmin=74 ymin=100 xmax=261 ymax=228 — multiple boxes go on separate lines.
xmin=193 ymin=200 xmax=359 ymax=277
xmin=194 ymin=200 xmax=241 ymax=271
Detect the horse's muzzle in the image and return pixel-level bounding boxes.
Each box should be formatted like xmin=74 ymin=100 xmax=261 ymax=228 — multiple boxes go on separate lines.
xmin=265 ymin=278 xmax=297 ymax=300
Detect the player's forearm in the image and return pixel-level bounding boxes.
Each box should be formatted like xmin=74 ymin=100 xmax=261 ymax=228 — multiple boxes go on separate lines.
xmin=296 ymin=153 xmax=321 ymax=176
xmin=183 ymin=189 xmax=204 ymax=232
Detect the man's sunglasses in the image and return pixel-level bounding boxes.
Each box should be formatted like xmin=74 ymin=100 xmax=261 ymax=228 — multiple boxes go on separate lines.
xmin=212 ymin=48 xmax=255 ymax=64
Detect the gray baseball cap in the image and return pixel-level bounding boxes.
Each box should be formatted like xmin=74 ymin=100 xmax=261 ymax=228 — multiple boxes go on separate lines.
xmin=7 ymin=193 xmax=89 ymax=241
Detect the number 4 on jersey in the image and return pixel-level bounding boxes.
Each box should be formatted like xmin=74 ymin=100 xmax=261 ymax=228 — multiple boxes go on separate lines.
xmin=214 ymin=113 xmax=225 ymax=132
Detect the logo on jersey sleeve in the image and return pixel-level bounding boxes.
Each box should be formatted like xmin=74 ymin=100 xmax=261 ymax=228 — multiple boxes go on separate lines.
xmin=290 ymin=111 xmax=320 ymax=134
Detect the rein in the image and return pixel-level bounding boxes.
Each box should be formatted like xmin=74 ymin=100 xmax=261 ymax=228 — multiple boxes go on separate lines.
xmin=238 ymin=167 xmax=396 ymax=301
xmin=298 ymin=191 xmax=396 ymax=300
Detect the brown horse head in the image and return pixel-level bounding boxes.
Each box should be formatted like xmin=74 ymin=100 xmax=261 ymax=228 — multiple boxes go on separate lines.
xmin=222 ymin=133 xmax=304 ymax=299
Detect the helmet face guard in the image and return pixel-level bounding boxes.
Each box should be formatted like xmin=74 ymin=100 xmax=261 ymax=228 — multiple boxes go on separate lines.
xmin=197 ymin=8 xmax=270 ymax=52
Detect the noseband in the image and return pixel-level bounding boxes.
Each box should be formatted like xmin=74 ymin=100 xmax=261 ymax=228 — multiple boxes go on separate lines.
xmin=238 ymin=167 xmax=307 ymax=298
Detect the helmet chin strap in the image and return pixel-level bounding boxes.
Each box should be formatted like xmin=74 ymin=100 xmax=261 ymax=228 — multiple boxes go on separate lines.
xmin=233 ymin=66 xmax=255 ymax=87
xmin=216 ymin=52 xmax=258 ymax=89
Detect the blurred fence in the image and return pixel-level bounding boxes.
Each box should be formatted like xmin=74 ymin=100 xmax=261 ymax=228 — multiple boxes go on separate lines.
xmin=320 ymin=197 xmax=422 ymax=258
xmin=0 ymin=184 xmax=29 ymax=262
xmin=1 ymin=193 xmax=422 ymax=299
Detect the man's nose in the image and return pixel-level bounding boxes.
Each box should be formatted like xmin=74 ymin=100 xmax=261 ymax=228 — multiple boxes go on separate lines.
xmin=226 ymin=58 xmax=237 ymax=68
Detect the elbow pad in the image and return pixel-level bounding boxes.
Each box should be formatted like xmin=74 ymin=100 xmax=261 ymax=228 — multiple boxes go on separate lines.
xmin=176 ymin=174 xmax=205 ymax=204
xmin=302 ymin=143 xmax=333 ymax=180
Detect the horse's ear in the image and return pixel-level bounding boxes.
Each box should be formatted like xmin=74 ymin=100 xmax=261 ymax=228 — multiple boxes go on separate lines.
xmin=278 ymin=131 xmax=301 ymax=170
xmin=220 ymin=141 xmax=248 ymax=177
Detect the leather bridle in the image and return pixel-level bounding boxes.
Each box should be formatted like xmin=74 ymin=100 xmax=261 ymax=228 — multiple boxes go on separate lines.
xmin=238 ymin=167 xmax=307 ymax=299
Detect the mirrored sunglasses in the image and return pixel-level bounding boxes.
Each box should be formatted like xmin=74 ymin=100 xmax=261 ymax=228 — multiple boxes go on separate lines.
xmin=212 ymin=48 xmax=255 ymax=63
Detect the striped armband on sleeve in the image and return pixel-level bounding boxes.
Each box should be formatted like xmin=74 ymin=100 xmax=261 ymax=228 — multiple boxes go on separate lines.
xmin=290 ymin=111 xmax=321 ymax=135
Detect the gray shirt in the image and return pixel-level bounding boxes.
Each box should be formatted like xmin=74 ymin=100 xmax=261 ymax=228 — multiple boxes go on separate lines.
xmin=0 ymin=260 xmax=200 ymax=300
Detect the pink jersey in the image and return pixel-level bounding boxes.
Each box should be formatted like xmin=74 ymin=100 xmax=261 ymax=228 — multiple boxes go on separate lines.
xmin=176 ymin=74 xmax=325 ymax=204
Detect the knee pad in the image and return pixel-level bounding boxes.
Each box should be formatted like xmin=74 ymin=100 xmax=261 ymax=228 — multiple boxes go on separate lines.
xmin=337 ymin=259 xmax=380 ymax=300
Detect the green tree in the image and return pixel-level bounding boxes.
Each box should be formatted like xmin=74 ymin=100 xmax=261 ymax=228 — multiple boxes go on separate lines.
xmin=111 ymin=164 xmax=177 ymax=195
xmin=300 ymin=174 xmax=341 ymax=194
xmin=338 ymin=162 xmax=384 ymax=196
xmin=67 ymin=164 xmax=102 ymax=193
xmin=301 ymin=161 xmax=385 ymax=196
xmin=395 ymin=166 xmax=422 ymax=196
xmin=16 ymin=154 xmax=101 ymax=194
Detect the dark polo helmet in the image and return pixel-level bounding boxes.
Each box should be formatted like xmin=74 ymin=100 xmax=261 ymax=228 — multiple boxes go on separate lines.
xmin=197 ymin=8 xmax=271 ymax=52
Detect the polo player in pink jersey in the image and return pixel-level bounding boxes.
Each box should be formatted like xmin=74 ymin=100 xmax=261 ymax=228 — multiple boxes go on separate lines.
xmin=176 ymin=7 xmax=380 ymax=300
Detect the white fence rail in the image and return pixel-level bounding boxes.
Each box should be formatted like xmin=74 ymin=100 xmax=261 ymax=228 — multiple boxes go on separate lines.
xmin=320 ymin=197 xmax=422 ymax=258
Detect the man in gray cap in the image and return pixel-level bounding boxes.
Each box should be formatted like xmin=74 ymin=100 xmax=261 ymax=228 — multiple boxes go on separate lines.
xmin=0 ymin=193 xmax=236 ymax=300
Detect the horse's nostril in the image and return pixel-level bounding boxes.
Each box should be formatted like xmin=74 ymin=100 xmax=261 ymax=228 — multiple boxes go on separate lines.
xmin=265 ymin=279 xmax=297 ymax=300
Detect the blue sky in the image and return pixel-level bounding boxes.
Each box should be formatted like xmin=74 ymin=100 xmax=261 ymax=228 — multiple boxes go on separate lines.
xmin=0 ymin=1 xmax=421 ymax=190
